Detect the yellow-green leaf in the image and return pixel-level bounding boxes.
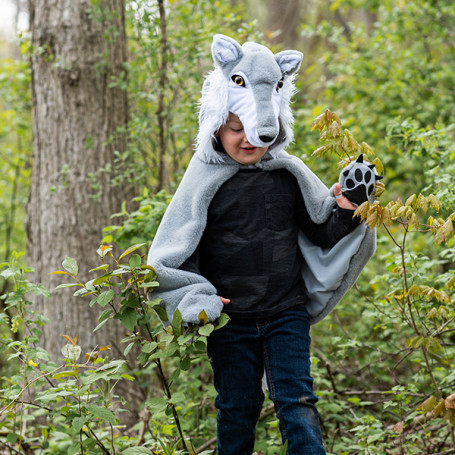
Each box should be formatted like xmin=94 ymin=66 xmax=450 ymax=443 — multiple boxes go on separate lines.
xmin=405 ymin=194 xmax=417 ymax=207
xmin=360 ymin=142 xmax=375 ymax=156
xmin=53 ymin=371 xmax=78 ymax=380
xmin=119 ymin=243 xmax=146 ymax=261
xmin=374 ymin=181 xmax=385 ymax=197
xmin=371 ymin=158 xmax=384 ymax=175
xmin=428 ymin=194 xmax=441 ymax=212
xmin=434 ymin=399 xmax=446 ymax=418
xmin=409 ymin=213 xmax=420 ymax=230
xmin=89 ymin=264 xmax=110 ymax=273
xmin=93 ymin=273 xmax=113 ymax=286
xmin=97 ymin=245 xmax=113 ymax=258
xmin=198 ymin=309 xmax=208 ymax=326
xmin=417 ymin=395 xmax=437 ymax=415
xmin=354 ymin=201 xmax=369 ymax=221
xmin=312 ymin=145 xmax=329 ymax=157
xmin=418 ymin=194 xmax=428 ymax=213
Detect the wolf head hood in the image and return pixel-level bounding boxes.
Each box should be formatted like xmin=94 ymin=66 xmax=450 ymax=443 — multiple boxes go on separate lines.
xmin=196 ymin=34 xmax=303 ymax=164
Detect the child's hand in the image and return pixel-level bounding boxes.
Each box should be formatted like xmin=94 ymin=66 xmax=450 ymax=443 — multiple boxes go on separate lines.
xmin=334 ymin=183 xmax=358 ymax=210
xmin=219 ymin=296 xmax=230 ymax=305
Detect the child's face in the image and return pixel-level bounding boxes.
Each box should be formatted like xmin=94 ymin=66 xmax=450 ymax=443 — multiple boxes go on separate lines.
xmin=217 ymin=113 xmax=269 ymax=165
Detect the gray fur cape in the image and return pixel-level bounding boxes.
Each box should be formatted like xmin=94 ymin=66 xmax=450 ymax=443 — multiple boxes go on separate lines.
xmin=147 ymin=150 xmax=376 ymax=325
xmin=147 ymin=35 xmax=376 ymax=325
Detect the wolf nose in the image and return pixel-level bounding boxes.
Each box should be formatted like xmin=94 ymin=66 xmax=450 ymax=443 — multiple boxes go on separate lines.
xmin=259 ymin=134 xmax=275 ymax=143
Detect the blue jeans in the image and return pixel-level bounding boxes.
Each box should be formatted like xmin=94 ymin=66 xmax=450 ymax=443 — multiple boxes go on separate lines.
xmin=207 ymin=304 xmax=326 ymax=455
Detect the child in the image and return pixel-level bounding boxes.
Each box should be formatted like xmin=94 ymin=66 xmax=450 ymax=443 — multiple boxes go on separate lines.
xmin=148 ymin=35 xmax=377 ymax=454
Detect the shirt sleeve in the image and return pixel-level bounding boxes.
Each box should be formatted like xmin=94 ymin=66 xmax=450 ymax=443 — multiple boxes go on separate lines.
xmin=179 ymin=247 xmax=200 ymax=274
xmin=294 ymin=190 xmax=360 ymax=248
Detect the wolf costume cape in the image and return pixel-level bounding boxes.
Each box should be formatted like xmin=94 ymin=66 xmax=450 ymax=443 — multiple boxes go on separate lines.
xmin=147 ymin=35 xmax=376 ymax=325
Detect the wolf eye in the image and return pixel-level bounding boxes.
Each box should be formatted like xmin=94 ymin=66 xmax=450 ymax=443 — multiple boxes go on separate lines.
xmin=232 ymin=75 xmax=245 ymax=87
xmin=276 ymin=78 xmax=284 ymax=91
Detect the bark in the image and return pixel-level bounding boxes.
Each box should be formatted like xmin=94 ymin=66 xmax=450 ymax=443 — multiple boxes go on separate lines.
xmin=266 ymin=0 xmax=301 ymax=48
xmin=27 ymin=0 xmax=141 ymax=419
xmin=360 ymin=9 xmax=378 ymax=36
xmin=156 ymin=0 xmax=169 ymax=191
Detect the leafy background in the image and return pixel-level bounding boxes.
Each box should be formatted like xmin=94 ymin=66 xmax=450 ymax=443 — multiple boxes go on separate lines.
xmin=1 ymin=0 xmax=455 ymax=454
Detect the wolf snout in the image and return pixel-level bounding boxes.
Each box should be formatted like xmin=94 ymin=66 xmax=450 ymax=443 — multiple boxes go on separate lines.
xmin=259 ymin=134 xmax=276 ymax=143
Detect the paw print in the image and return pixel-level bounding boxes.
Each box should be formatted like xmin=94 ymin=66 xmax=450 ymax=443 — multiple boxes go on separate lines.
xmin=339 ymin=154 xmax=383 ymax=206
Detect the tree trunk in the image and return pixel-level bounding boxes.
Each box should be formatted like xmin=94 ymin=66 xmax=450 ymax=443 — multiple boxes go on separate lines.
xmin=266 ymin=0 xmax=301 ymax=48
xmin=27 ymin=0 xmax=141 ymax=418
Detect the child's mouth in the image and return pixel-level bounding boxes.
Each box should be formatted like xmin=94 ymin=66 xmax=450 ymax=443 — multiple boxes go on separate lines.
xmin=242 ymin=147 xmax=256 ymax=154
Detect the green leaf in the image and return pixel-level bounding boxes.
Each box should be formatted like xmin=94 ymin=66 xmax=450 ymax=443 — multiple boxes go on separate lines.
xmin=62 ymin=257 xmax=78 ymax=276
xmin=98 ymin=309 xmax=113 ymax=322
xmin=7 ymin=432 xmax=20 ymax=444
xmin=194 ymin=339 xmax=207 ymax=351
xmin=120 ymin=307 xmax=137 ymax=331
xmin=89 ymin=264 xmax=110 ymax=272
xmin=171 ymin=308 xmax=183 ymax=336
xmin=124 ymin=342 xmax=135 ymax=356
xmin=215 ymin=313 xmax=230 ymax=330
xmin=36 ymin=390 xmax=74 ymax=402
xmin=139 ymin=281 xmax=159 ymax=288
xmin=97 ymin=290 xmax=114 ymax=308
xmin=129 ymin=254 xmax=141 ymax=268
xmin=124 ymin=293 xmax=140 ymax=308
xmin=152 ymin=305 xmax=168 ymax=322
xmin=198 ymin=324 xmax=214 ymax=337
xmin=72 ymin=416 xmax=86 ymax=432
xmin=76 ymin=385 xmax=91 ymax=396
xmin=119 ymin=243 xmax=146 ymax=261
xmin=93 ymin=273 xmax=113 ymax=286
xmin=94 ymin=317 xmax=110 ymax=332
xmin=61 ymin=344 xmax=81 ymax=361
xmin=142 ymin=341 xmax=158 ymax=353
xmin=67 ymin=443 xmax=80 ymax=455
xmin=85 ymin=403 xmax=117 ymax=425
xmin=170 ymin=367 xmax=181 ymax=381
xmin=30 ymin=282 xmax=51 ymax=298
xmin=55 ymin=283 xmax=83 ymax=289
xmin=146 ymin=396 xmax=168 ymax=414
xmin=121 ymin=448 xmax=154 ymax=455
xmin=180 ymin=357 xmax=191 ymax=371
xmin=121 ymin=373 xmax=135 ymax=381
xmin=73 ymin=287 xmax=93 ymax=297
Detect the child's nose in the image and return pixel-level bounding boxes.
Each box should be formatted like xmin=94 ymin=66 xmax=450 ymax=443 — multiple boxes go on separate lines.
xmin=242 ymin=135 xmax=252 ymax=145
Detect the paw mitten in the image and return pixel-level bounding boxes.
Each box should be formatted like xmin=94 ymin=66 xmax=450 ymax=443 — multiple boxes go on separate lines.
xmin=339 ymin=154 xmax=383 ymax=206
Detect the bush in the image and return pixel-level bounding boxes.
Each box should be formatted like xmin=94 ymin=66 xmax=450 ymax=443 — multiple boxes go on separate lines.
xmin=0 ymin=246 xmax=227 ymax=454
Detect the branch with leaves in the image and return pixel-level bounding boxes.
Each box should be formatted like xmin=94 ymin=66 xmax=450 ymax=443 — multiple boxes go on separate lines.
xmin=311 ymin=109 xmax=455 ymax=451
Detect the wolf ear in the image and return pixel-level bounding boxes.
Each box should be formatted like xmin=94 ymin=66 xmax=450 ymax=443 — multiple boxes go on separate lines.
xmin=275 ymin=51 xmax=303 ymax=76
xmin=211 ymin=34 xmax=243 ymax=67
